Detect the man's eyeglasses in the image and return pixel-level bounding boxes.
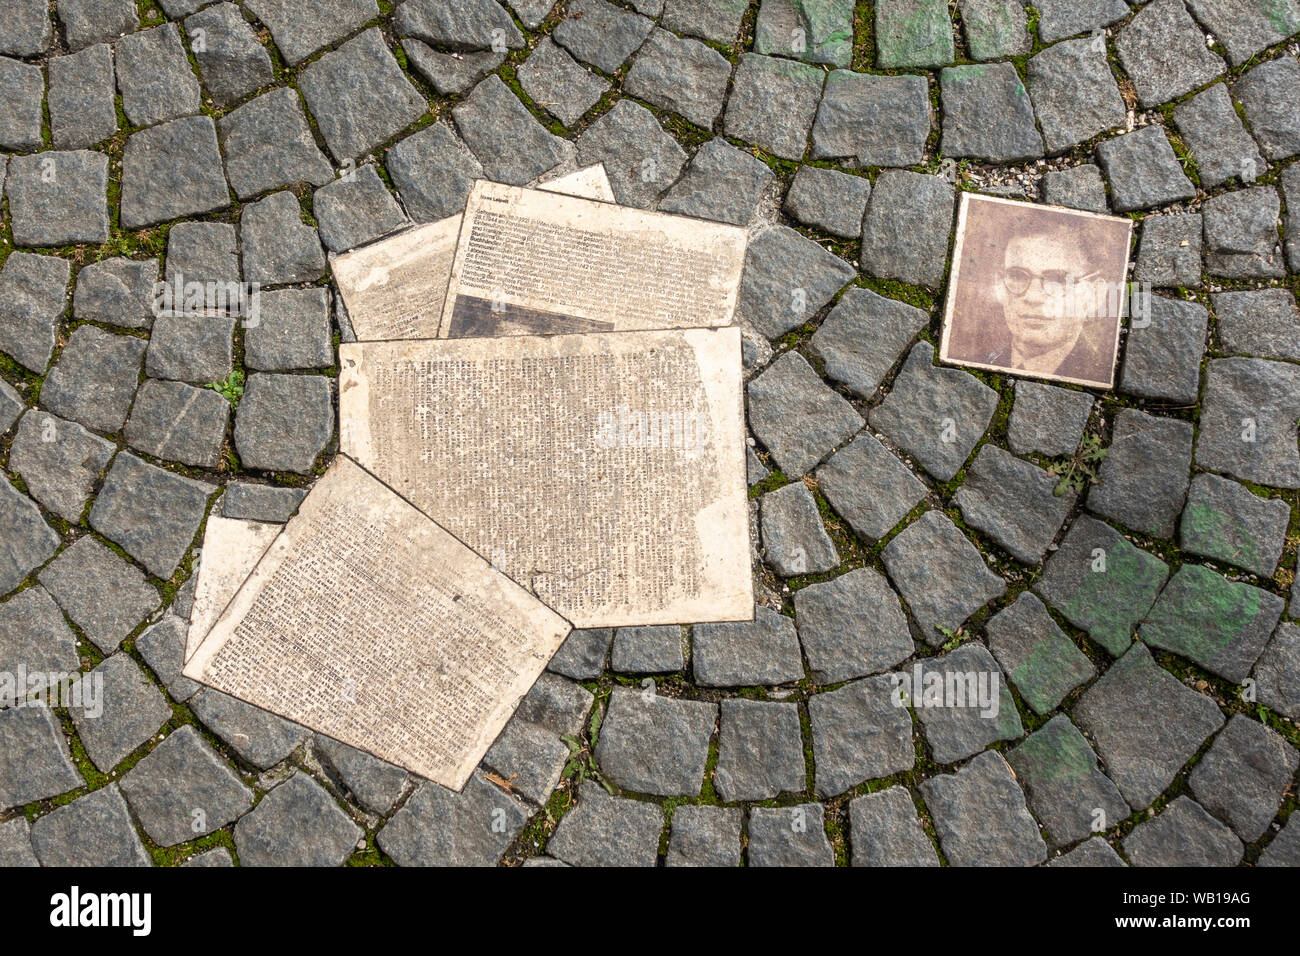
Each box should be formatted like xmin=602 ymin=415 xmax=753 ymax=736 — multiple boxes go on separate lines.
xmin=1002 ymin=267 xmax=1071 ymax=297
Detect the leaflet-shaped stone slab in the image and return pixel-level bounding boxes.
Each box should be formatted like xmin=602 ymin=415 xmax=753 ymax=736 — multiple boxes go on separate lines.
xmin=183 ymin=456 xmax=572 ymax=791
xmin=339 ymin=327 xmax=753 ymax=628
xmin=331 ymin=165 xmax=616 ymax=342
xmin=438 ymin=179 xmax=748 ymax=338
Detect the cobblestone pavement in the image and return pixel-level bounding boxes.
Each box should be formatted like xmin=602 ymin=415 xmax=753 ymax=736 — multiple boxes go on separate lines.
xmin=1 ymin=0 xmax=1299 ymax=868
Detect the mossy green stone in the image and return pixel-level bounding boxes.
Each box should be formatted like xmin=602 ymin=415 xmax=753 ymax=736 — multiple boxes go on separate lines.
xmin=1035 ymin=516 xmax=1169 ymax=656
xmin=876 ymin=0 xmax=955 ymax=69
xmin=1141 ymin=564 xmax=1284 ymax=682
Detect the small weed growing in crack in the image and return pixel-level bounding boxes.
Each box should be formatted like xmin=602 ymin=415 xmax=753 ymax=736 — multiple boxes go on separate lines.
xmin=1049 ymin=433 xmax=1107 ymax=497
xmin=206 ymin=370 xmax=246 ymax=408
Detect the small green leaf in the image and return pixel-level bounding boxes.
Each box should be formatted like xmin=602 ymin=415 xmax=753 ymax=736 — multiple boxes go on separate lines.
xmin=205 ymin=370 xmax=246 ymax=408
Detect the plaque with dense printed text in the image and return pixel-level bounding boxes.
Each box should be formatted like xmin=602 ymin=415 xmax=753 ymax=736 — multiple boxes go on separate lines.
xmin=183 ymin=457 xmax=572 ymax=791
xmin=438 ymin=180 xmax=748 ymax=339
xmin=332 ymin=165 xmax=616 ymax=342
xmin=339 ymin=327 xmax=752 ymax=628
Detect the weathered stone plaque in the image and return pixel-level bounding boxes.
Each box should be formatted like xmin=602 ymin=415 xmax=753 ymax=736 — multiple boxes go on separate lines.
xmin=534 ymin=163 xmax=616 ymax=203
xmin=183 ymin=456 xmax=571 ymax=790
xmin=185 ymin=511 xmax=280 ymax=663
xmin=438 ymin=180 xmax=748 ymax=338
xmin=339 ymin=326 xmax=752 ymax=628
xmin=332 ymin=165 xmax=616 ymax=342
xmin=940 ymin=193 xmax=1133 ymax=389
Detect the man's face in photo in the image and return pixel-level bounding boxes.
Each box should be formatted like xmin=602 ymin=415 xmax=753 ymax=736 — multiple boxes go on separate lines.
xmin=995 ymin=233 xmax=1097 ymax=362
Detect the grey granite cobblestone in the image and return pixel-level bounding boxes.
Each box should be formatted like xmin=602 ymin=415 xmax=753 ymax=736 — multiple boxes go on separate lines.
xmin=4 ymin=0 xmax=1297 ymax=870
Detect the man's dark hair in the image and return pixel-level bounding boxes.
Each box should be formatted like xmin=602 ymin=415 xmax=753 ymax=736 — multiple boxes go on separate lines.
xmin=1003 ymin=218 xmax=1101 ymax=275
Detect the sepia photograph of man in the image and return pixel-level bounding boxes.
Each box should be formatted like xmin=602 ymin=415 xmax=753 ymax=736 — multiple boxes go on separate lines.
xmin=939 ymin=193 xmax=1133 ymax=389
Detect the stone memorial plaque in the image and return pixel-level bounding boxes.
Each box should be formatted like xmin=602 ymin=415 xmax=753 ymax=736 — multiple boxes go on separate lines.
xmin=339 ymin=326 xmax=752 ymax=628
xmin=332 ymin=165 xmax=616 ymax=342
xmin=535 ymin=163 xmax=616 ymax=203
xmin=940 ymin=193 xmax=1133 ymax=389
xmin=184 ymin=456 xmax=572 ymax=791
xmin=185 ymin=511 xmax=280 ymax=663
xmin=438 ymin=180 xmax=748 ymax=338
